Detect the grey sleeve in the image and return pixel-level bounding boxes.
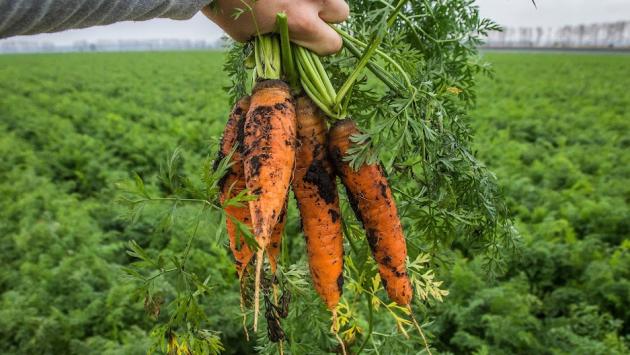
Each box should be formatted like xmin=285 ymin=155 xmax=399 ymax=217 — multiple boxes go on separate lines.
xmin=0 ymin=0 xmax=213 ymax=39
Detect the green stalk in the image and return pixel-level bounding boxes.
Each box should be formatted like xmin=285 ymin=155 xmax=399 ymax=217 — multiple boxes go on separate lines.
xmin=254 ymin=37 xmax=262 ymax=79
xmin=297 ymin=47 xmax=334 ymax=105
xmin=266 ymin=36 xmax=275 ymax=77
xmin=302 ymin=80 xmax=338 ymax=119
xmin=335 ymin=26 xmax=414 ymax=93
xmin=296 ymin=65 xmax=323 ymax=105
xmin=259 ymin=36 xmax=268 ymax=77
xmin=355 ymin=293 xmax=374 ymax=355
xmin=296 ymin=58 xmax=330 ymax=108
xmin=342 ymin=38 xmax=405 ymax=95
xmin=277 ymin=14 xmax=347 ymax=118
xmin=295 ymin=58 xmax=323 ymax=103
xmin=276 ymin=13 xmax=298 ymax=88
xmin=254 ymin=35 xmax=281 ymax=80
xmin=340 ymin=80 xmax=353 ymax=115
xmin=335 ymin=0 xmax=410 ymax=105
xmin=271 ymin=36 xmax=281 ymax=77
xmin=295 ymin=55 xmax=342 ymax=118
xmin=311 ymin=52 xmax=337 ymax=101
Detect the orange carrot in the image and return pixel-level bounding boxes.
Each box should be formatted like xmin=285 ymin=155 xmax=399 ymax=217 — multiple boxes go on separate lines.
xmin=243 ymin=80 xmax=296 ymax=242
xmin=242 ymin=79 xmax=297 ymax=331
xmin=328 ymin=119 xmax=412 ymax=306
xmin=216 ymin=96 xmax=254 ymax=279
xmin=266 ymin=202 xmax=287 ymax=274
xmin=292 ymin=96 xmax=344 ymax=310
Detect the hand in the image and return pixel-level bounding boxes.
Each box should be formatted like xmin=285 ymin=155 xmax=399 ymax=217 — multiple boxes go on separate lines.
xmin=202 ymin=0 xmax=350 ymax=55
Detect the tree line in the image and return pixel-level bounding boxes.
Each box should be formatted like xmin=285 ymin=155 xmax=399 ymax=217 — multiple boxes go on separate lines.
xmin=485 ymin=21 xmax=630 ymax=48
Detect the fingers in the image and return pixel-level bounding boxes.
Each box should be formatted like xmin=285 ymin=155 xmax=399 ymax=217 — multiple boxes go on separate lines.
xmin=289 ymin=0 xmax=348 ymax=54
xmin=290 ymin=14 xmax=343 ymax=55
xmin=205 ymin=0 xmax=349 ymax=54
xmin=318 ymin=0 xmax=350 ymax=24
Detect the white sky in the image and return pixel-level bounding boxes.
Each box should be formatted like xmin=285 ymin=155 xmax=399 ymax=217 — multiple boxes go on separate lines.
xmin=476 ymin=0 xmax=630 ymax=27
xmin=2 ymin=0 xmax=630 ymax=45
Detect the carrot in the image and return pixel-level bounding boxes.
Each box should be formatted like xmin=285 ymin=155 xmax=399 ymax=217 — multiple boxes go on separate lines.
xmin=216 ymin=96 xmax=254 ymax=279
xmin=266 ymin=202 xmax=287 ymax=274
xmin=243 ymin=80 xmax=296 ymax=241
xmin=328 ymin=119 xmax=413 ymax=306
xmin=242 ymin=79 xmax=297 ymax=331
xmin=292 ymin=95 xmax=345 ymax=310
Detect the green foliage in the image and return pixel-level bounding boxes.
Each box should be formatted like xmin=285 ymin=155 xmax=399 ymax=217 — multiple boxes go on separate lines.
xmin=224 ymin=0 xmax=514 ymax=351
xmin=429 ymin=53 xmax=630 ymax=355
xmin=1 ymin=49 xmax=628 ymax=354
xmin=303 ymin=0 xmax=516 ymax=271
xmin=223 ymin=7 xmax=517 ymax=352
xmin=0 ymin=52 xmax=238 ymax=354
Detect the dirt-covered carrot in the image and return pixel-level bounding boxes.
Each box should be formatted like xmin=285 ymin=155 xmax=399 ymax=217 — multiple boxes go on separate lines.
xmin=292 ymin=95 xmax=345 ymax=310
xmin=328 ymin=119 xmax=412 ymax=306
xmin=242 ymin=79 xmax=297 ymax=331
xmin=243 ymin=80 xmax=296 ymax=242
xmin=216 ymin=96 xmax=254 ymax=279
xmin=266 ymin=202 xmax=287 ymax=274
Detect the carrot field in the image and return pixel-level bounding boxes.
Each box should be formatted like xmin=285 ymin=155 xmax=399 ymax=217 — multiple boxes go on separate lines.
xmin=0 ymin=51 xmax=628 ymax=354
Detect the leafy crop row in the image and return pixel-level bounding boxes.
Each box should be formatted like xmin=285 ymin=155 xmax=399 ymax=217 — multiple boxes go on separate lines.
xmin=0 ymin=51 xmax=627 ymax=354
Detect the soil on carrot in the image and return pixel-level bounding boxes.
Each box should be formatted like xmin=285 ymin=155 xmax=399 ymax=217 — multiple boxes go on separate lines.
xmin=328 ymin=209 xmax=340 ymax=223
xmin=304 ymin=156 xmax=337 ymax=204
xmin=336 ymin=273 xmax=344 ymax=292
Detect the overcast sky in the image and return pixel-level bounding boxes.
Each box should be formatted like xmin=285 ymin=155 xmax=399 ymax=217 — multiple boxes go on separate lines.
xmin=2 ymin=0 xmax=630 ymax=45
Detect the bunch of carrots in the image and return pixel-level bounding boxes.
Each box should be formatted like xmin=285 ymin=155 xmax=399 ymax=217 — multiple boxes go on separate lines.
xmin=215 ymin=13 xmax=422 ymax=353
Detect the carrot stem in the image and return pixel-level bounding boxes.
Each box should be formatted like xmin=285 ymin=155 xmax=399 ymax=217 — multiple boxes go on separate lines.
xmin=340 ymin=37 xmax=405 ymax=95
xmin=254 ymin=35 xmax=281 ymax=80
xmin=331 ymin=311 xmax=347 ymax=355
xmin=335 ymin=0 xmax=410 ymax=105
xmin=253 ymin=250 xmax=264 ymax=332
xmin=293 ymin=45 xmax=346 ymax=119
xmin=272 ymin=284 xmax=285 ymax=355
xmin=298 ymin=47 xmax=333 ymax=105
xmin=276 ymin=13 xmax=298 ymax=89
xmin=355 ymin=293 xmax=373 ymax=355
xmin=310 ymin=51 xmax=337 ymax=100
xmin=334 ymin=26 xmax=414 ymax=94
xmin=241 ymin=300 xmax=250 ymax=341
xmin=300 ymin=75 xmax=337 ymax=118
xmin=407 ymin=305 xmax=432 ymax=355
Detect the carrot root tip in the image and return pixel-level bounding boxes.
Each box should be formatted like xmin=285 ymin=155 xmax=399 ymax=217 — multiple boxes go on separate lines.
xmin=253 ymin=250 xmax=264 ymax=333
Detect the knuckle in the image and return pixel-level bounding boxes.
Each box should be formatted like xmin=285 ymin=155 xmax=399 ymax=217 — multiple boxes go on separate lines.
xmin=338 ymin=1 xmax=350 ymax=20
xmin=331 ymin=35 xmax=343 ymax=52
xmin=322 ymin=35 xmax=343 ymax=55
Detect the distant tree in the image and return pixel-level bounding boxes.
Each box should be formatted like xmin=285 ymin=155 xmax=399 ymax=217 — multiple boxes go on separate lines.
xmin=535 ymin=27 xmax=543 ymax=46
xmin=482 ymin=21 xmax=630 ymax=49
xmin=575 ymin=25 xmax=586 ymax=47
